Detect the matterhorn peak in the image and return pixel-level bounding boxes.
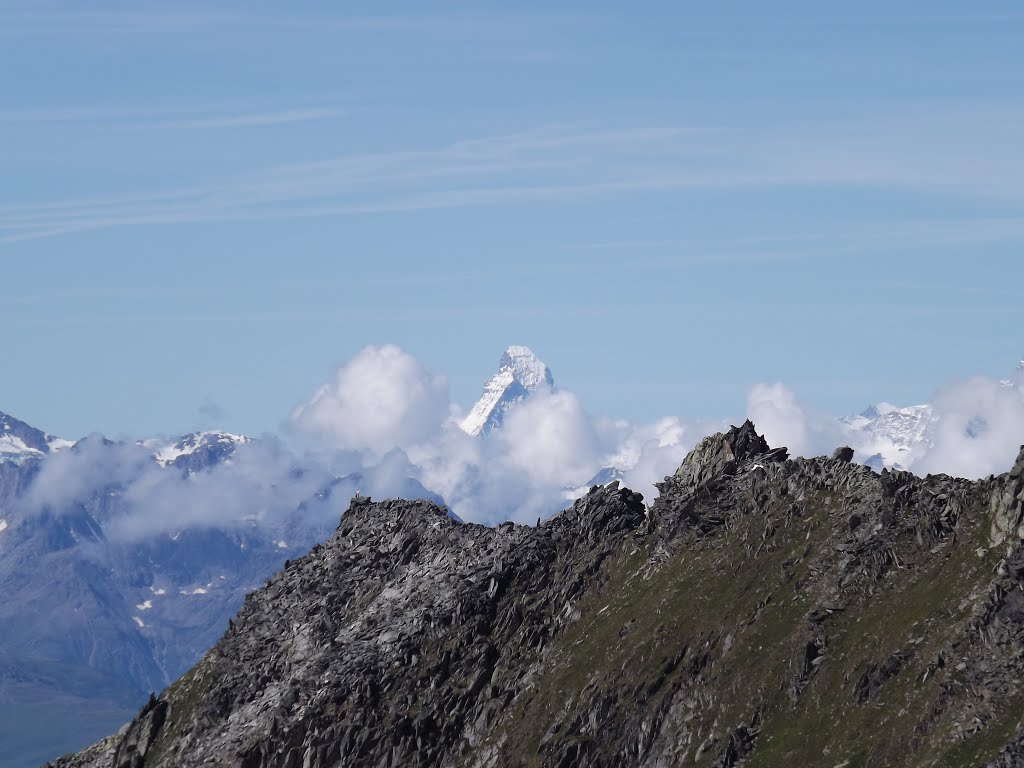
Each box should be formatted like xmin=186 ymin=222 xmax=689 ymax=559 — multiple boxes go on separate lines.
xmin=460 ymin=346 xmax=555 ymax=436
xmin=498 ymin=345 xmax=554 ymax=390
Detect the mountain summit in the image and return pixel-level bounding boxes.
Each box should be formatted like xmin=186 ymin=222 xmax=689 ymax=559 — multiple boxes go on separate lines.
xmin=459 ymin=345 xmax=554 ymax=436
xmin=0 ymin=410 xmax=73 ymax=462
xmin=147 ymin=430 xmax=251 ymax=471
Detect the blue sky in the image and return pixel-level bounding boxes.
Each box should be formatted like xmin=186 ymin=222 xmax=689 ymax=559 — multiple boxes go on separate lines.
xmin=2 ymin=1 xmax=1022 ymax=439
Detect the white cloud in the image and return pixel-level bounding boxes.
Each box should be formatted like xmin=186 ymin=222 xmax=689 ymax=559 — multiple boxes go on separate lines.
xmin=495 ymin=390 xmax=601 ymax=487
xmin=746 ymin=382 xmax=848 ymax=458
xmin=913 ymin=376 xmax=1024 ymax=479
xmin=18 ymin=435 xmax=336 ymax=541
xmin=288 ymin=345 xmax=450 ymax=456
xmin=21 ymin=434 xmax=153 ymax=511
xmin=110 ymin=438 xmax=334 ymax=540
xmin=19 ymin=345 xmax=1024 ymax=540
xmin=285 ymin=346 xmax=715 ymax=524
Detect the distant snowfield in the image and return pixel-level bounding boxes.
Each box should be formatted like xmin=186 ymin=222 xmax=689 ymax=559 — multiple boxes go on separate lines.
xmin=1 ymin=412 xmax=76 ymax=464
xmin=0 ymin=433 xmax=44 ymax=464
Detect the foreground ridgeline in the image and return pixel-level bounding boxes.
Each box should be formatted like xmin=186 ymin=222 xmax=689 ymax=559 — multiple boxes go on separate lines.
xmin=50 ymin=422 xmax=1024 ymax=767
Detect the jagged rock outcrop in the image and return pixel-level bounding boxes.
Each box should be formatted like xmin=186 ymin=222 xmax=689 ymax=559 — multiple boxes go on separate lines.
xmin=670 ymin=419 xmax=782 ymax=488
xmin=831 ymin=446 xmax=855 ymax=463
xmin=50 ymin=424 xmax=1024 ymax=767
xmin=989 ymin=446 xmax=1024 ymax=546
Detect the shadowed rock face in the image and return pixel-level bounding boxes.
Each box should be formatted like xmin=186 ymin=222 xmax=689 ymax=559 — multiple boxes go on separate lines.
xmin=49 ymin=424 xmax=1024 ymax=768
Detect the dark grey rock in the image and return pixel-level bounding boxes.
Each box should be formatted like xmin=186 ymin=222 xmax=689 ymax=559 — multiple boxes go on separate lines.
xmin=831 ymin=446 xmax=855 ymax=463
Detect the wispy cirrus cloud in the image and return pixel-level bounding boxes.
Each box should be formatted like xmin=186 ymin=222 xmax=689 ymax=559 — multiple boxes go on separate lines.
xmin=169 ymin=108 xmax=344 ymax=129
xmin=0 ymin=105 xmax=344 ymax=128
xmin=0 ymin=126 xmax=684 ymax=244
xmin=0 ymin=7 xmax=561 ymax=37
xmin=2 ymin=110 xmax=1023 ymax=247
xmin=568 ymin=217 xmax=1024 ymax=264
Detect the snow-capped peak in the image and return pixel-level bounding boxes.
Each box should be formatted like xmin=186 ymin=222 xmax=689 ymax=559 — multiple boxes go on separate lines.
xmin=861 ymin=402 xmax=899 ymax=419
xmin=0 ymin=411 xmax=74 ymax=464
xmin=460 ymin=346 xmax=555 ymax=437
xmin=841 ymin=402 xmax=935 ymax=470
xmin=499 ymin=345 xmax=554 ymax=391
xmin=151 ymin=431 xmax=250 ymax=468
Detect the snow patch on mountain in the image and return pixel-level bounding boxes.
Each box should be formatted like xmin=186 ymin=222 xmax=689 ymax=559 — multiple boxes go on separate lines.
xmin=150 ymin=431 xmax=251 ymax=468
xmin=0 ymin=411 xmax=73 ymax=463
xmin=0 ymin=432 xmax=40 ymax=461
xmin=460 ymin=345 xmax=555 ymax=436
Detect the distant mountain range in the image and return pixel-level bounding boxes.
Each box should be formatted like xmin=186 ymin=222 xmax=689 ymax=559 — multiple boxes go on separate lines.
xmin=0 ymin=421 xmax=439 ymax=767
xmin=2 ymin=348 xmax=1021 ymax=765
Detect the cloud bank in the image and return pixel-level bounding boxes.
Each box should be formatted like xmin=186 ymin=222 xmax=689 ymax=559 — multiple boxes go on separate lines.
xmin=746 ymin=382 xmax=848 ymax=459
xmin=744 ymin=374 xmax=1024 ymax=481
xmin=17 ymin=435 xmax=336 ymax=541
xmin=14 ymin=344 xmax=710 ymax=536
xmin=914 ymin=377 xmax=1024 ymax=479
xmin=289 ymin=345 xmax=450 ymax=456
xmin=285 ymin=346 xmax=718 ymax=524
xmin=14 ymin=346 xmax=1024 ymax=541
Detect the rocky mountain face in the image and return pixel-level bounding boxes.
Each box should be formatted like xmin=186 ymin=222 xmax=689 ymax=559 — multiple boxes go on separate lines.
xmin=459 ymin=346 xmax=555 ymax=436
xmin=53 ymin=422 xmax=1024 ymax=768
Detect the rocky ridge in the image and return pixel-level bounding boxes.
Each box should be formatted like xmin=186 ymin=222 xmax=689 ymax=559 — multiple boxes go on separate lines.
xmin=51 ymin=422 xmax=1024 ymax=767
